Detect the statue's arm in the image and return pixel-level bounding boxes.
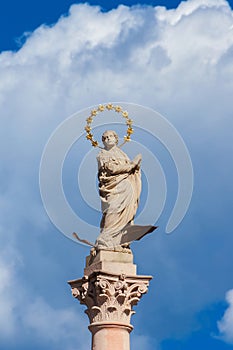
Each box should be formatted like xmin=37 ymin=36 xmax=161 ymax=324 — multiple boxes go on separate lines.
xmin=106 ymin=162 xmax=134 ymax=174
xmin=104 ymin=154 xmax=142 ymax=175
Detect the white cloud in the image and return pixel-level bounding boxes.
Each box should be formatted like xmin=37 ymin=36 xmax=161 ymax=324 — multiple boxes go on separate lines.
xmin=156 ymin=0 xmax=230 ymax=25
xmin=1 ymin=0 xmax=232 ymax=111
xmin=0 ymin=245 xmax=89 ymax=348
xmin=0 ymin=260 xmax=17 ymax=337
xmin=1 ymin=0 xmax=233 ymax=347
xmin=22 ymin=297 xmax=89 ymax=348
xmin=217 ymin=289 xmax=233 ymax=344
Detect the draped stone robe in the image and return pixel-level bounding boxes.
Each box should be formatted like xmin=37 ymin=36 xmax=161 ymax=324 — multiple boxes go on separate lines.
xmin=96 ymin=146 xmax=141 ymax=248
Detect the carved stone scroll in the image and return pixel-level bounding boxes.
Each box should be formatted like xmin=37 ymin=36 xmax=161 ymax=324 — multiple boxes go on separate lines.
xmin=68 ymin=271 xmax=152 ymax=327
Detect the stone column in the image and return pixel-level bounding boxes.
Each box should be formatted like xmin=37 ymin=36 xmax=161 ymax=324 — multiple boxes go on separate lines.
xmin=68 ymin=250 xmax=152 ymax=350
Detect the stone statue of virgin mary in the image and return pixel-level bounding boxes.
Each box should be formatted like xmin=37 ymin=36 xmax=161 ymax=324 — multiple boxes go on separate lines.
xmin=95 ymin=130 xmax=156 ymax=249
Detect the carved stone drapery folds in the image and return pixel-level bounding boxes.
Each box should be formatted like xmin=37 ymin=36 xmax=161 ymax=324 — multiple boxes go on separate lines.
xmin=68 ymin=271 xmax=152 ymax=326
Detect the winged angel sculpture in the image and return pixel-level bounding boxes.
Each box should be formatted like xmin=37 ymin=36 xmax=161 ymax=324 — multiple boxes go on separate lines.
xmin=73 ymin=104 xmax=157 ymax=250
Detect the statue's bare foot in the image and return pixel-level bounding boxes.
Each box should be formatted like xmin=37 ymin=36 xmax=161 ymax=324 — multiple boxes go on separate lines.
xmin=114 ymin=245 xmax=124 ymax=252
xmin=113 ymin=244 xmax=131 ymax=253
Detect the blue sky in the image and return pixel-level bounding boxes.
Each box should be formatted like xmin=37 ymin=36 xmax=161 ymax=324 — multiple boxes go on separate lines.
xmin=1 ymin=1 xmax=233 ymax=350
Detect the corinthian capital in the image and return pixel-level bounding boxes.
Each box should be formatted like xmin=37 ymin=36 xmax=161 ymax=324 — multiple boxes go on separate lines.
xmin=68 ymin=271 xmax=152 ymax=326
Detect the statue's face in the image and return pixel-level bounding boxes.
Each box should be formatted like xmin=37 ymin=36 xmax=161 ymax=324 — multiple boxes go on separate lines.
xmin=103 ymin=131 xmax=117 ymax=149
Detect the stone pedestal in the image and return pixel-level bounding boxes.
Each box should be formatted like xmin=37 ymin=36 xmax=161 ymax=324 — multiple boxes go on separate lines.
xmin=68 ymin=249 xmax=152 ymax=350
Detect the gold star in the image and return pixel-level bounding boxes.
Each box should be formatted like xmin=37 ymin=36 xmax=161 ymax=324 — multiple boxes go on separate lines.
xmin=124 ymin=135 xmax=131 ymax=142
xmin=86 ymin=133 xmax=93 ymax=140
xmin=115 ymin=106 xmax=122 ymax=113
xmin=106 ymin=103 xmax=113 ymax=110
xmin=127 ymin=127 xmax=134 ymax=134
xmin=92 ymin=140 xmax=98 ymax=147
xmin=91 ymin=109 xmax=97 ymax=116
xmin=86 ymin=117 xmax=93 ymax=123
xmin=122 ymin=111 xmax=128 ymax=118
xmin=98 ymin=105 xmax=105 ymax=112
xmin=85 ymin=125 xmax=91 ymax=132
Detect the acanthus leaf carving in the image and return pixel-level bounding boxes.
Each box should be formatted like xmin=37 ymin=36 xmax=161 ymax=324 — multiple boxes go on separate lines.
xmin=69 ymin=271 xmax=151 ymax=325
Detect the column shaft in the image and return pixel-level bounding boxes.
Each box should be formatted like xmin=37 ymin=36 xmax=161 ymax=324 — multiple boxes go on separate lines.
xmin=89 ymin=323 xmax=133 ymax=350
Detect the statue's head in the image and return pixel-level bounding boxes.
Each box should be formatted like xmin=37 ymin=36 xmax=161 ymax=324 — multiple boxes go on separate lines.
xmin=102 ymin=130 xmax=118 ymax=150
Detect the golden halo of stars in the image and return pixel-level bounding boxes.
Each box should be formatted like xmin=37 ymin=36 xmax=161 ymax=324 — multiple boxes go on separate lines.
xmin=84 ymin=103 xmax=134 ymax=148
